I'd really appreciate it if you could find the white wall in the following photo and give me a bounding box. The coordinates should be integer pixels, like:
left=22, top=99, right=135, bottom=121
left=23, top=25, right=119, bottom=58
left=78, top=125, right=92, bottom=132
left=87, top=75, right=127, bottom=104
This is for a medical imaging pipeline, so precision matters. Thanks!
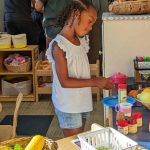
left=103, top=16, right=150, bottom=77
left=0, top=0, right=4, bottom=31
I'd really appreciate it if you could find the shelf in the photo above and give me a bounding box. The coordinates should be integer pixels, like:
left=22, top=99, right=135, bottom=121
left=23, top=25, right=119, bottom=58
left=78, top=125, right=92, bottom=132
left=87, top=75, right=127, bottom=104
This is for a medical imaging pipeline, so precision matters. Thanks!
left=0, top=45, right=38, bottom=102
left=35, top=60, right=52, bottom=76
left=36, top=70, right=52, bottom=76
left=37, top=86, right=52, bottom=94
left=0, top=69, right=33, bottom=75
left=0, top=93, right=35, bottom=101
left=0, top=45, right=38, bottom=51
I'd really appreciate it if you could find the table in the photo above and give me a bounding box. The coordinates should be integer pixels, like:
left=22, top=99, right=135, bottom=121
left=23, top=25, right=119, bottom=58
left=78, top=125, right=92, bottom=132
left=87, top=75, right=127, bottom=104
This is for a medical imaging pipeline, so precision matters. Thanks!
left=57, top=135, right=78, bottom=150
left=56, top=123, right=145, bottom=150
left=113, top=107, right=150, bottom=142
left=56, top=123, right=103, bottom=150
left=102, top=90, right=150, bottom=149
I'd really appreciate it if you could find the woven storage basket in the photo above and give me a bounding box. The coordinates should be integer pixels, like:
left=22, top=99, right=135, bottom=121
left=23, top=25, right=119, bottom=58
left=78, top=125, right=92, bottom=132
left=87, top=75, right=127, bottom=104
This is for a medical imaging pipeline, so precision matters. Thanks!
left=4, top=60, right=31, bottom=73
left=0, top=137, right=58, bottom=150
left=109, top=0, right=150, bottom=15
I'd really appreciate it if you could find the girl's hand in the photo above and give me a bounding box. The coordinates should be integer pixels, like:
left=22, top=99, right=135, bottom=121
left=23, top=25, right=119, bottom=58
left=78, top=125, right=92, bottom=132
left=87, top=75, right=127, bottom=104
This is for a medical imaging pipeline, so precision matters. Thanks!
left=94, top=77, right=114, bottom=90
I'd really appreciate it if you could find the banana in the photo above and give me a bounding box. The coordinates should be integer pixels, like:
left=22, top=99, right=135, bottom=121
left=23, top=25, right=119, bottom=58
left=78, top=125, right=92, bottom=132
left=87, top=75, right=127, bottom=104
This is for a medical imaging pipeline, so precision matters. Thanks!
left=25, top=135, right=45, bottom=150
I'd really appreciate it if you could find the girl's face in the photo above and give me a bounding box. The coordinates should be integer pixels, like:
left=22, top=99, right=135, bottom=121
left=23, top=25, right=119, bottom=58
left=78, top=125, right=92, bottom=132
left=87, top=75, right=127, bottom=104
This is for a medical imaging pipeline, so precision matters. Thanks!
left=74, top=6, right=97, bottom=37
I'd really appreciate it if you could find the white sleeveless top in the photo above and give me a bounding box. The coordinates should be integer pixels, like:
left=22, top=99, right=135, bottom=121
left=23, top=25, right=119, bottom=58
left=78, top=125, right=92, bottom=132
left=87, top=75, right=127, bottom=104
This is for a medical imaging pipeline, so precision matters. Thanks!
left=46, top=34, right=93, bottom=113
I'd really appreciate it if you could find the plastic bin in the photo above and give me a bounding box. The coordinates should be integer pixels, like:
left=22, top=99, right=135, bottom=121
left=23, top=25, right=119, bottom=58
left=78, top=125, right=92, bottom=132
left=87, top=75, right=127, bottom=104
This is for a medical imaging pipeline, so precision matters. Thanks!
left=78, top=127, right=138, bottom=150
left=0, top=34, right=11, bottom=48
left=12, top=34, right=27, bottom=48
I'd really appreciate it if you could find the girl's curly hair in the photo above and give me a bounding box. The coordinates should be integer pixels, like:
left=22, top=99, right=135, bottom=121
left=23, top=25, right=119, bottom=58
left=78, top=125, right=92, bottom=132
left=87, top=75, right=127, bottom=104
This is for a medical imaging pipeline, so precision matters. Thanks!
left=57, top=0, right=94, bottom=28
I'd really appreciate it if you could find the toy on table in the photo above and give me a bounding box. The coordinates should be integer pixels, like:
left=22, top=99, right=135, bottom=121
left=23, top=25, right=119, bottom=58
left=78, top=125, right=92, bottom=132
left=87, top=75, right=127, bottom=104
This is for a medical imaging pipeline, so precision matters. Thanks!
left=135, top=56, right=150, bottom=62
left=109, top=72, right=128, bottom=85
left=134, top=87, right=150, bottom=110
left=101, top=96, right=135, bottom=108
left=132, top=112, right=142, bottom=127
left=117, top=119, right=128, bottom=135
left=128, top=117, right=138, bottom=134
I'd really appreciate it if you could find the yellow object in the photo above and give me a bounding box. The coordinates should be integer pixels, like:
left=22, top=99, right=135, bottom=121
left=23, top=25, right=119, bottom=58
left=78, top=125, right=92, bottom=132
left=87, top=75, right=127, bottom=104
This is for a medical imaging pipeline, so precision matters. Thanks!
left=143, top=87, right=150, bottom=92
left=25, top=135, right=45, bottom=150
left=12, top=34, right=27, bottom=48
left=13, top=43, right=27, bottom=48
left=0, top=44, right=11, bottom=49
left=0, top=34, right=11, bottom=49
left=0, top=146, right=12, bottom=150
left=137, top=118, right=142, bottom=127
left=137, top=91, right=150, bottom=103
left=128, top=124, right=138, bottom=134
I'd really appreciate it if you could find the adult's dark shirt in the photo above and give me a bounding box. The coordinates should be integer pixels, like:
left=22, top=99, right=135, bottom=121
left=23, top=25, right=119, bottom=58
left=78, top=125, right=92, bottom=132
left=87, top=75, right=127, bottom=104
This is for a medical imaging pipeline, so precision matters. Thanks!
left=4, top=0, right=43, bottom=48
left=4, top=0, right=32, bottom=22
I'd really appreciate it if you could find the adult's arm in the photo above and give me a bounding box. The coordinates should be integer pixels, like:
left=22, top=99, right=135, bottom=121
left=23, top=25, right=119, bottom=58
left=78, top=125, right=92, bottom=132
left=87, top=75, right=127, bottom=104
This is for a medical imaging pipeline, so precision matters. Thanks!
left=31, top=0, right=36, bottom=8
left=35, top=0, right=44, bottom=12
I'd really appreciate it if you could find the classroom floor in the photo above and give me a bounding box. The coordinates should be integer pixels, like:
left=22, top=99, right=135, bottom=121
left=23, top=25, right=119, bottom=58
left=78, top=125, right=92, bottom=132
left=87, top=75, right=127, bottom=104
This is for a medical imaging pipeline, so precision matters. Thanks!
left=0, top=95, right=104, bottom=140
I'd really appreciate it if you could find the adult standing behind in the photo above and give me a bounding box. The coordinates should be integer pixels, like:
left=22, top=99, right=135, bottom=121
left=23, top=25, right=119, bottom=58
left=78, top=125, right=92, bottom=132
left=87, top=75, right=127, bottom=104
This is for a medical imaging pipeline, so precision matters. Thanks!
left=4, top=0, right=41, bottom=46
left=35, top=0, right=73, bottom=48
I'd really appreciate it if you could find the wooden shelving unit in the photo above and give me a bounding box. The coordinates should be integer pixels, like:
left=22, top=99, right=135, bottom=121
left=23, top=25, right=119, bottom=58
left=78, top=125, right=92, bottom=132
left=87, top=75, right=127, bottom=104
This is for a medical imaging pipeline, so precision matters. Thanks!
left=0, top=45, right=38, bottom=101
left=35, top=60, right=52, bottom=102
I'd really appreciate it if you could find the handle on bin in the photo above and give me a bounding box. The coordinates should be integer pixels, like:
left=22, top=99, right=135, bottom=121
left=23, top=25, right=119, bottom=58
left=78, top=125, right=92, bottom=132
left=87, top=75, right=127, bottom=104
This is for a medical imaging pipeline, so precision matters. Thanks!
left=115, top=104, right=120, bottom=112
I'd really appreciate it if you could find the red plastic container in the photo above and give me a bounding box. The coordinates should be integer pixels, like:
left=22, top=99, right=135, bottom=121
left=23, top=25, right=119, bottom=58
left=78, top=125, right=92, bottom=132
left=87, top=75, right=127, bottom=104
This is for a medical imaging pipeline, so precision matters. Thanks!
left=110, top=72, right=128, bottom=84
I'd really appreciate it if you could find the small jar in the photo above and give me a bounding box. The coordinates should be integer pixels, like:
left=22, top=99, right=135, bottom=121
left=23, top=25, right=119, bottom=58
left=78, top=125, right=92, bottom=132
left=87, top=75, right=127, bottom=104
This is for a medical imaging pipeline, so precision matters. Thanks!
left=117, top=120, right=128, bottom=135
left=128, top=117, right=137, bottom=134
left=132, top=112, right=142, bottom=127
left=118, top=84, right=127, bottom=103
left=116, top=112, right=125, bottom=125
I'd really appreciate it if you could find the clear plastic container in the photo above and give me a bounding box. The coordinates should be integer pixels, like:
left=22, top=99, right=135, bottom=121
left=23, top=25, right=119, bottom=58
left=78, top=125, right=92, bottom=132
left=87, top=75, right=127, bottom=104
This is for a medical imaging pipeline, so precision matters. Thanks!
left=78, top=127, right=137, bottom=150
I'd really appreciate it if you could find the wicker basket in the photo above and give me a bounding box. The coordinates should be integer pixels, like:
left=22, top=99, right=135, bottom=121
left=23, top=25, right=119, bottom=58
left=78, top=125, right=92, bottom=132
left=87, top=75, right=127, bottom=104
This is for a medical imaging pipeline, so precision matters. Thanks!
left=0, top=137, right=58, bottom=150
left=4, top=60, right=31, bottom=73
left=109, top=0, right=150, bottom=15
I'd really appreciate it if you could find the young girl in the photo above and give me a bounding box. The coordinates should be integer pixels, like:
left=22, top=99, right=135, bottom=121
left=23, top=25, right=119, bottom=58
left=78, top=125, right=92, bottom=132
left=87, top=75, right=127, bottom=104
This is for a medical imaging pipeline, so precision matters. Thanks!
left=46, top=0, right=114, bottom=137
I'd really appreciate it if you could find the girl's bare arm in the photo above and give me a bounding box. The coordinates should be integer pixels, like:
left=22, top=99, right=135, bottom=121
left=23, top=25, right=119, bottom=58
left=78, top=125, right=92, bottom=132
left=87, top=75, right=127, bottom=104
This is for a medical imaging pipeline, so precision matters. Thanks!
left=53, top=43, right=114, bottom=89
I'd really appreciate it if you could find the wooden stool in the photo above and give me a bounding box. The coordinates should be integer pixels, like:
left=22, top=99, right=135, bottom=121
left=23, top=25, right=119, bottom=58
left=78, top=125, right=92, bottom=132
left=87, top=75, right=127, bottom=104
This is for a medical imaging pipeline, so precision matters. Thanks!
left=90, top=60, right=101, bottom=101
